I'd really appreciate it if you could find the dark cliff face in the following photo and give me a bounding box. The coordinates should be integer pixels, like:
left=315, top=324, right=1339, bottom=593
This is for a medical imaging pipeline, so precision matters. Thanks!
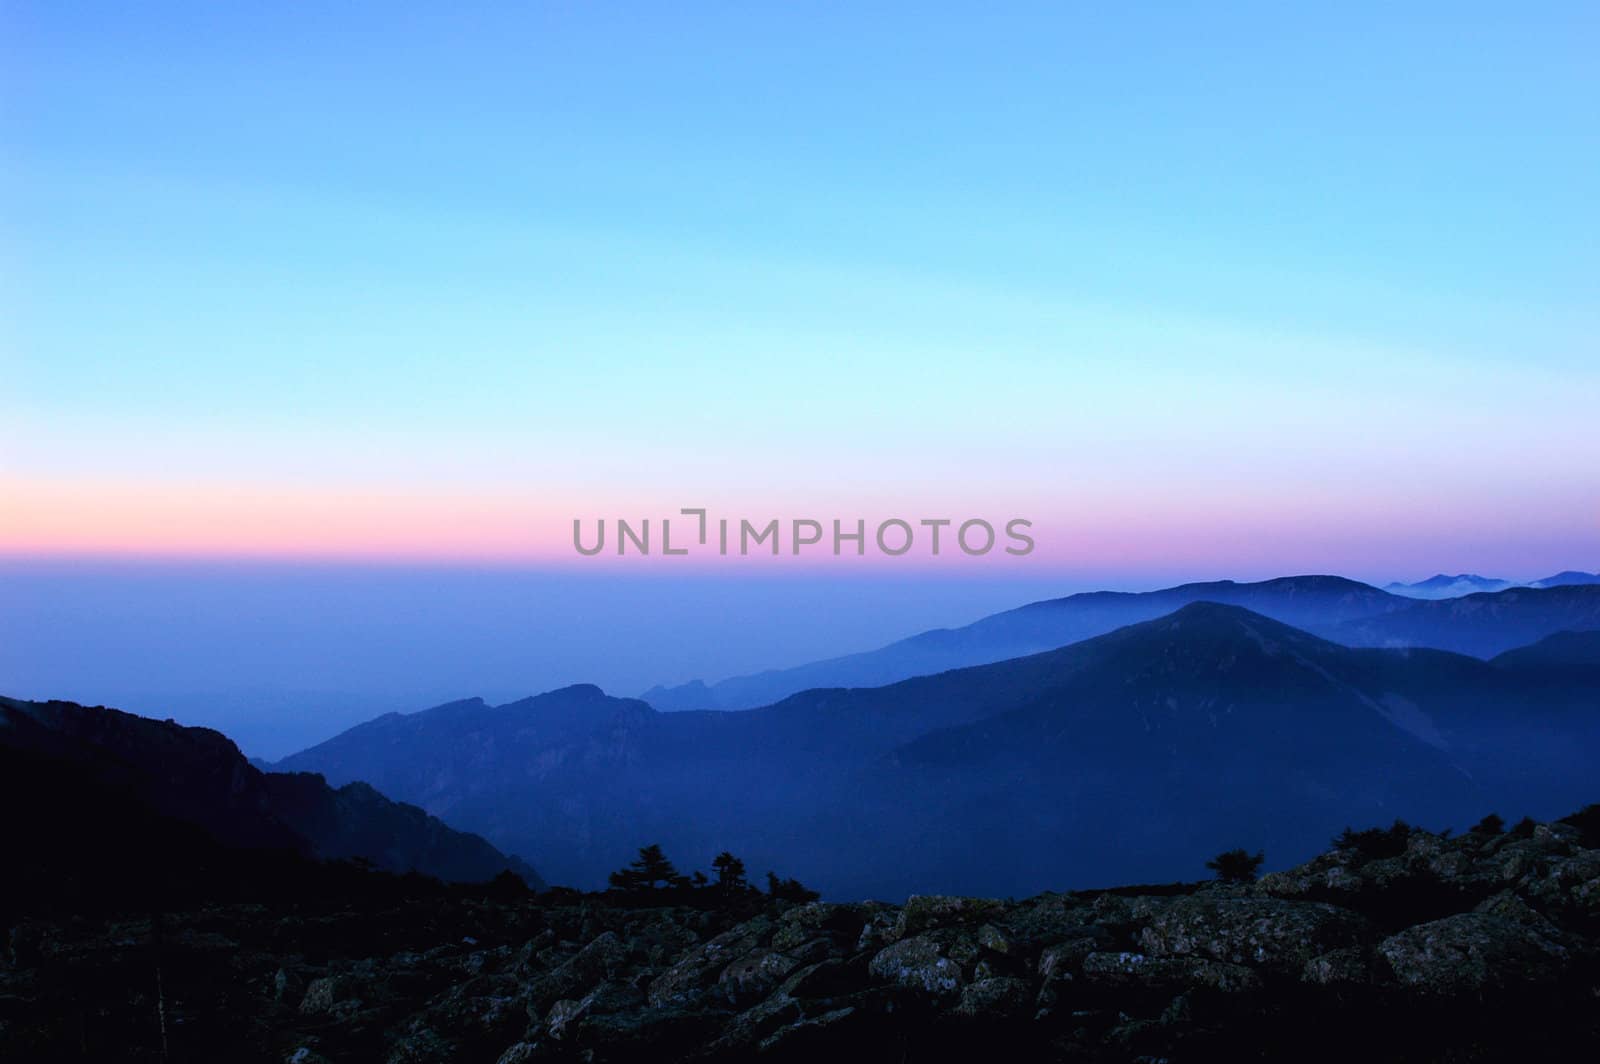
left=0, top=696, right=541, bottom=892
left=276, top=604, right=1600, bottom=897
left=5, top=809, right=1599, bottom=1063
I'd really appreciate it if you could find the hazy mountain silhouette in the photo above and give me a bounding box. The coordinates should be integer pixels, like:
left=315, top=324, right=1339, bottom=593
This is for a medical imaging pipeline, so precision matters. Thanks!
left=644, top=577, right=1600, bottom=712
left=278, top=603, right=1598, bottom=899
left=0, top=695, right=541, bottom=887
left=643, top=575, right=1408, bottom=711
left=1328, top=585, right=1600, bottom=658
left=1532, top=569, right=1600, bottom=587
left=1384, top=573, right=1515, bottom=599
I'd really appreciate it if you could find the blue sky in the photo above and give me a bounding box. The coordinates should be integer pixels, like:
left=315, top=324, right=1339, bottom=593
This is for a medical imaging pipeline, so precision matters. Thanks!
left=3, top=4, right=1598, bottom=747
left=6, top=4, right=1596, bottom=535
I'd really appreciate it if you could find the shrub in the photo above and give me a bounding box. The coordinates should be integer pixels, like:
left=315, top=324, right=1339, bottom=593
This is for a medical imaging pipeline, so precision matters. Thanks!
left=1559, top=805, right=1600, bottom=848
left=1470, top=813, right=1505, bottom=837
left=765, top=872, right=820, bottom=903
left=1205, top=848, right=1265, bottom=883
left=1333, top=820, right=1413, bottom=860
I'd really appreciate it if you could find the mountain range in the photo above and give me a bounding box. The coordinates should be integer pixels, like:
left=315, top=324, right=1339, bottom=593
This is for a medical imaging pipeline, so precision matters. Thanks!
left=642, top=577, right=1600, bottom=711
left=277, top=601, right=1600, bottom=899
left=0, top=695, right=541, bottom=908
left=1383, top=573, right=1516, bottom=598
left=1384, top=570, right=1600, bottom=599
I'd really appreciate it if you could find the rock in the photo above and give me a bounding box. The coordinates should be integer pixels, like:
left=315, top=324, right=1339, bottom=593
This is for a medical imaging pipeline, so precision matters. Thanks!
left=545, top=995, right=590, bottom=1039
left=855, top=909, right=900, bottom=952
left=8, top=811, right=1600, bottom=1062
left=716, top=948, right=800, bottom=1005
left=771, top=902, right=875, bottom=951
left=525, top=931, right=628, bottom=1010
left=543, top=979, right=646, bottom=1039
left=1000, top=893, right=1098, bottom=950
left=1038, top=937, right=1099, bottom=982
left=1081, top=952, right=1260, bottom=994
left=1378, top=913, right=1572, bottom=994
left=707, top=993, right=804, bottom=1052
left=1519, top=851, right=1600, bottom=909
left=976, top=923, right=1013, bottom=955
left=563, top=930, right=626, bottom=983
left=778, top=955, right=865, bottom=999
left=955, top=976, right=1032, bottom=1019
left=273, top=966, right=305, bottom=1004
left=1301, top=947, right=1383, bottom=986
left=298, top=976, right=353, bottom=1015
left=645, top=924, right=772, bottom=1009
left=1473, top=890, right=1562, bottom=935
left=868, top=934, right=966, bottom=997
left=757, top=1006, right=858, bottom=1053
left=385, top=1028, right=460, bottom=1064
left=894, top=895, right=1006, bottom=938
left=1137, top=897, right=1370, bottom=972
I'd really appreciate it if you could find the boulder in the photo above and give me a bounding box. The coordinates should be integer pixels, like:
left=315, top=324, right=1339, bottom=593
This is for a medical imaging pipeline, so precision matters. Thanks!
left=1377, top=913, right=1571, bottom=994
left=1081, top=952, right=1260, bottom=994
left=868, top=934, right=967, bottom=997
left=715, top=948, right=801, bottom=1006
left=646, top=923, right=772, bottom=1009
left=1137, top=897, right=1370, bottom=972
left=954, top=976, right=1032, bottom=1019
left=1301, top=946, right=1383, bottom=986
left=893, top=895, right=1006, bottom=939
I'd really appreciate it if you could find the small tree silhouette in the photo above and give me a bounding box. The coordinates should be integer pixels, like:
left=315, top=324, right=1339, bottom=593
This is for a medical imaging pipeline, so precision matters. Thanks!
left=765, top=871, right=820, bottom=903
left=712, top=852, right=748, bottom=892
left=1205, top=848, right=1265, bottom=883
left=1471, top=813, right=1505, bottom=836
left=608, top=844, right=682, bottom=890
left=1333, top=820, right=1412, bottom=860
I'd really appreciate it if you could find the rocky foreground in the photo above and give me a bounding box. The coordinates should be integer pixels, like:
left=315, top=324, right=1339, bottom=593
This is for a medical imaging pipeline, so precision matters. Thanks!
left=5, top=813, right=1600, bottom=1062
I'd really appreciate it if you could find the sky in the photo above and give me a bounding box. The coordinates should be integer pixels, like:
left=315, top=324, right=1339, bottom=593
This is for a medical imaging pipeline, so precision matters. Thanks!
left=2, top=4, right=1598, bottom=750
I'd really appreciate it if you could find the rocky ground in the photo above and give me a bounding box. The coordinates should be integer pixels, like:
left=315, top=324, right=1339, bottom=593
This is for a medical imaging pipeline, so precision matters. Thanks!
left=4, top=813, right=1599, bottom=1062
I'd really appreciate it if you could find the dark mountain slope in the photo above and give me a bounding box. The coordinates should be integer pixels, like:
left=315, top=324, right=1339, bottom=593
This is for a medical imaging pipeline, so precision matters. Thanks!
left=645, top=575, right=1407, bottom=710
left=1493, top=629, right=1600, bottom=670
left=850, top=603, right=1598, bottom=895
left=278, top=604, right=1597, bottom=898
left=0, top=696, right=541, bottom=888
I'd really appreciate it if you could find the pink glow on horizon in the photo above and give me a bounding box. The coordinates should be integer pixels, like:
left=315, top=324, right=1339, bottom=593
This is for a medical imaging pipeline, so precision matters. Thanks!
left=2, top=476, right=1593, bottom=580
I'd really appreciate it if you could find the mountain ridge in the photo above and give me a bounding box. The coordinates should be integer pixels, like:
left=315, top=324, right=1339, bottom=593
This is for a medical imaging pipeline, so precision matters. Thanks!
left=277, top=602, right=1599, bottom=898
left=643, top=577, right=1600, bottom=712
left=643, top=575, right=1408, bottom=711
left=0, top=695, right=542, bottom=887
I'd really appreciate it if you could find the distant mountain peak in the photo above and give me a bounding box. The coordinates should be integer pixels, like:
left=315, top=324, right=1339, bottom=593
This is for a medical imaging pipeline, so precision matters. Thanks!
left=640, top=574, right=1405, bottom=712
left=1533, top=570, right=1600, bottom=588
left=1384, top=573, right=1516, bottom=599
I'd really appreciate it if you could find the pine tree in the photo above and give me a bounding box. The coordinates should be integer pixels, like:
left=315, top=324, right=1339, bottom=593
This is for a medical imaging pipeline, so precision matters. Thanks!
left=712, top=851, right=748, bottom=892
left=608, top=844, right=681, bottom=890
